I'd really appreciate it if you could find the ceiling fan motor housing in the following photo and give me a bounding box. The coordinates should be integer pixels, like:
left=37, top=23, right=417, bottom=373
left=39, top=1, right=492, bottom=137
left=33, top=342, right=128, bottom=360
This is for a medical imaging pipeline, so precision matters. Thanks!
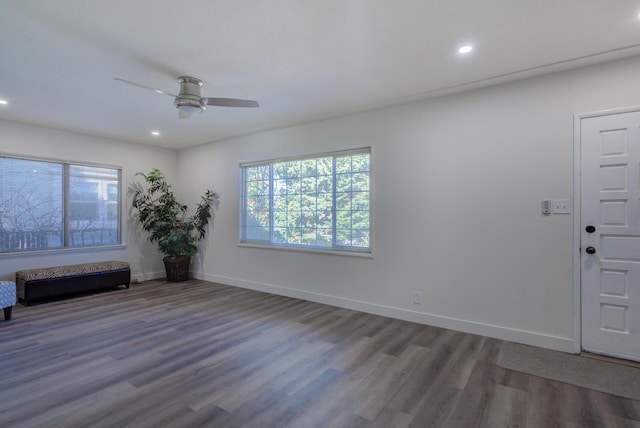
left=175, top=76, right=206, bottom=112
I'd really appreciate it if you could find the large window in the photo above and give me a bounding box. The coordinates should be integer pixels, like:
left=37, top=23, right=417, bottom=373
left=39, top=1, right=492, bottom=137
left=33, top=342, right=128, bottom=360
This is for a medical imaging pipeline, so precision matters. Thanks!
left=240, top=148, right=371, bottom=253
left=0, top=156, right=121, bottom=252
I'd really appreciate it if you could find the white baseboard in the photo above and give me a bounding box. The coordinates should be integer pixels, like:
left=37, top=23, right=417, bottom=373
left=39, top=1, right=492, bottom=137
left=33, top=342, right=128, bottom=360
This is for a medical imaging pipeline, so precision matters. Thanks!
left=132, top=270, right=165, bottom=283
left=191, top=272, right=576, bottom=354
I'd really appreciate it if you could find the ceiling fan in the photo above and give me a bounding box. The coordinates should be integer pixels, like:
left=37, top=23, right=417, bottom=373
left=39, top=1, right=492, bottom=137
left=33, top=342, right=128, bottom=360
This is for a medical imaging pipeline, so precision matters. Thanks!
left=114, top=76, right=259, bottom=119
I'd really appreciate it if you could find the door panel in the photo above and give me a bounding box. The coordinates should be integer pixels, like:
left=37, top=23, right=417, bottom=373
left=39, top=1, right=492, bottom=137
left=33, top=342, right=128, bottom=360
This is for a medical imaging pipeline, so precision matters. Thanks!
left=581, top=111, right=640, bottom=361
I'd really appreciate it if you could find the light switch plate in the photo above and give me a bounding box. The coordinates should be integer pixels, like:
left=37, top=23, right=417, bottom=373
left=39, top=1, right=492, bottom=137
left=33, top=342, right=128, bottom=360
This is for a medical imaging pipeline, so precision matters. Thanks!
left=552, top=199, right=571, bottom=214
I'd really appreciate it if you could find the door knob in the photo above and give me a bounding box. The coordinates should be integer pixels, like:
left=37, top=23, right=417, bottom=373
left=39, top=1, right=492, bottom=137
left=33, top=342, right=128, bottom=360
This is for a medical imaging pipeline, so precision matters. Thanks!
left=586, top=246, right=596, bottom=254
left=585, top=225, right=596, bottom=233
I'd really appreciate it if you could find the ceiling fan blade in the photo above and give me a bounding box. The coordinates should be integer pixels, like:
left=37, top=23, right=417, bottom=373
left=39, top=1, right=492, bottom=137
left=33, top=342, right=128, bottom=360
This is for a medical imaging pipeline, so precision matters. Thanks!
left=113, top=78, right=177, bottom=97
left=178, top=109, right=192, bottom=119
left=205, top=98, right=259, bottom=108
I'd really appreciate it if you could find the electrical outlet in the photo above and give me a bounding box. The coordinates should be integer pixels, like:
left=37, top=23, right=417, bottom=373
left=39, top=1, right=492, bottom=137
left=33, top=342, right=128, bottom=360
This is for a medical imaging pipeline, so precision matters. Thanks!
left=552, top=199, right=571, bottom=214
left=413, top=291, right=423, bottom=304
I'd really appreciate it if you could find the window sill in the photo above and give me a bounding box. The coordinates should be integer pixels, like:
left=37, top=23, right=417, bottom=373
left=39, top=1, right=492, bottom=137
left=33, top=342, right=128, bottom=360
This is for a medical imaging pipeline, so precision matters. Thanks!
left=0, top=244, right=127, bottom=259
left=238, top=242, right=373, bottom=258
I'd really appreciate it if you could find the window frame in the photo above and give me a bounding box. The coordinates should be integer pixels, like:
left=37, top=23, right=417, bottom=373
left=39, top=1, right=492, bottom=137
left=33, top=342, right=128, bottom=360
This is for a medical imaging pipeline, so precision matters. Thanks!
left=239, top=147, right=372, bottom=256
left=0, top=153, right=124, bottom=254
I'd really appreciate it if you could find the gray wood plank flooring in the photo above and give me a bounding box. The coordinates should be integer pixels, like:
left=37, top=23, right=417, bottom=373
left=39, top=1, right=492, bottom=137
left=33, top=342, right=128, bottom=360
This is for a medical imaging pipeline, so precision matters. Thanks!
left=1, top=279, right=639, bottom=427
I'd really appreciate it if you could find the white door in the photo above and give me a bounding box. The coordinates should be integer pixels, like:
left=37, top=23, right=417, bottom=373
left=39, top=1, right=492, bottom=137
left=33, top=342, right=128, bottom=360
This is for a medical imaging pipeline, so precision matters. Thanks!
left=581, top=110, right=640, bottom=362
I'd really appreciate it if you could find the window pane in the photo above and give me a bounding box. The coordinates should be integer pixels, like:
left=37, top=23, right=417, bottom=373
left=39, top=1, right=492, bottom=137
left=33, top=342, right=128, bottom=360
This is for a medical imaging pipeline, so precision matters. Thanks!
left=352, top=154, right=370, bottom=172
left=336, top=174, right=351, bottom=192
left=352, top=191, right=369, bottom=211
left=273, top=162, right=287, bottom=178
left=335, top=156, right=352, bottom=174
left=317, top=227, right=332, bottom=246
left=301, top=177, right=317, bottom=193
left=243, top=166, right=271, bottom=242
left=286, top=161, right=301, bottom=177
left=273, top=227, right=286, bottom=243
left=246, top=226, right=270, bottom=241
left=0, top=158, right=63, bottom=251
left=351, top=229, right=370, bottom=248
left=336, top=192, right=351, bottom=210
left=68, top=165, right=120, bottom=246
left=336, top=228, right=351, bottom=245
left=300, top=159, right=317, bottom=177
left=353, top=172, right=370, bottom=191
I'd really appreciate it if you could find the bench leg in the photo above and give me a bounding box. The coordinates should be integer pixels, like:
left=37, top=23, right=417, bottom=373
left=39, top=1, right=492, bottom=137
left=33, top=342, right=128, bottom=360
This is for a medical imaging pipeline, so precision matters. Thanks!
left=3, top=306, right=12, bottom=321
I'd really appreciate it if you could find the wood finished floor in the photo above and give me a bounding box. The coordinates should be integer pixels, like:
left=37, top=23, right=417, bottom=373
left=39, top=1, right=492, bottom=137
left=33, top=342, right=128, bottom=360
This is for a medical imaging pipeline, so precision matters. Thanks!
left=1, top=280, right=639, bottom=428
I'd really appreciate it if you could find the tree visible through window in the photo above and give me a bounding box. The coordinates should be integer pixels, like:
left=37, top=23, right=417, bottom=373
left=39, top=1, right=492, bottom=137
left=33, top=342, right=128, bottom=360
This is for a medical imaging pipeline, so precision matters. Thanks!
left=241, top=148, right=370, bottom=253
left=0, top=156, right=121, bottom=252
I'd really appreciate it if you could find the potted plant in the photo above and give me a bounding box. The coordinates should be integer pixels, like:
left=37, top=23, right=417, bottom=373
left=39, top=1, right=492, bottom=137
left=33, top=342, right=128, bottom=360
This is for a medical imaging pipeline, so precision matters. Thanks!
left=130, top=168, right=219, bottom=282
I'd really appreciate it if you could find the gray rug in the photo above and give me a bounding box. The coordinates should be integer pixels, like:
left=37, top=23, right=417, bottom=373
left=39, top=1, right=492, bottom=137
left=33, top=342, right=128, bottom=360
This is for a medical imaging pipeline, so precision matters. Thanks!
left=497, top=342, right=640, bottom=400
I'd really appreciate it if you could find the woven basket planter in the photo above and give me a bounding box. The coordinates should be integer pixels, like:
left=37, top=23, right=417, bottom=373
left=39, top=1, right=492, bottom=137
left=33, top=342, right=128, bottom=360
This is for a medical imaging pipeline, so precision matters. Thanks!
left=163, top=256, right=191, bottom=282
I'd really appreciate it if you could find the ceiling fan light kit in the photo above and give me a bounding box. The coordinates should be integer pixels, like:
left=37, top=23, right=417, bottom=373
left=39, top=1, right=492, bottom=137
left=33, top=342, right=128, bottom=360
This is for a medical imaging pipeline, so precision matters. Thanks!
left=175, top=76, right=207, bottom=114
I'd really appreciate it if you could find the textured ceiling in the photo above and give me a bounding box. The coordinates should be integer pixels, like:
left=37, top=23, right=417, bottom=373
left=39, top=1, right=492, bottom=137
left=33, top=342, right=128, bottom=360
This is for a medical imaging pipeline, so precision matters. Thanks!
left=1, top=1, right=640, bottom=149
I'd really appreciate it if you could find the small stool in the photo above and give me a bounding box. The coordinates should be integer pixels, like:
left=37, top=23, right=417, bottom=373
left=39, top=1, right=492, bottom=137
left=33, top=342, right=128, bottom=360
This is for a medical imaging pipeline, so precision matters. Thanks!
left=0, top=281, right=16, bottom=321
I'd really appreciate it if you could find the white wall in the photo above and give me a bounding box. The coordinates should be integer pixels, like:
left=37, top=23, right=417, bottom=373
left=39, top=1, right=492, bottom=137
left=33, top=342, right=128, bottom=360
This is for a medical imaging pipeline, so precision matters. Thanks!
left=177, top=55, right=640, bottom=352
left=0, top=120, right=176, bottom=281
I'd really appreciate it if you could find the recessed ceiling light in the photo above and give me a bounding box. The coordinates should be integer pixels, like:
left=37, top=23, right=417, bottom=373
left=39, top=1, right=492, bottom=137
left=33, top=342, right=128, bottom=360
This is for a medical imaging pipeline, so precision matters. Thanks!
left=458, top=45, right=473, bottom=54
left=0, top=100, right=8, bottom=105
left=151, top=130, right=160, bottom=136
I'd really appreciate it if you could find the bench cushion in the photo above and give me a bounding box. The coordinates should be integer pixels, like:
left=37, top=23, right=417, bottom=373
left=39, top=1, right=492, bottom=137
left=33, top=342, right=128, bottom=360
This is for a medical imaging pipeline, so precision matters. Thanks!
left=16, top=261, right=130, bottom=282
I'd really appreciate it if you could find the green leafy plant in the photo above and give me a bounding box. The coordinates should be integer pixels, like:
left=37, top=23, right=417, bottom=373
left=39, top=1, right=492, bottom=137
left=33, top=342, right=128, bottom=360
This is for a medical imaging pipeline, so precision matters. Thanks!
left=130, top=168, right=219, bottom=257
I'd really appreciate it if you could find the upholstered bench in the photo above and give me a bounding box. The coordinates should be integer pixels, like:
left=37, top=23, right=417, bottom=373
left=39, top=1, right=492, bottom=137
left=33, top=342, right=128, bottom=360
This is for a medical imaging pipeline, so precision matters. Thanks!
left=16, top=261, right=130, bottom=306
left=0, top=281, right=16, bottom=320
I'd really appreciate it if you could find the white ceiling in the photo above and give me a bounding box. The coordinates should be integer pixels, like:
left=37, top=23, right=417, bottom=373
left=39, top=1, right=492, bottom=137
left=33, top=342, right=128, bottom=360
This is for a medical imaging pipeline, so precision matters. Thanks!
left=1, top=1, right=640, bottom=149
